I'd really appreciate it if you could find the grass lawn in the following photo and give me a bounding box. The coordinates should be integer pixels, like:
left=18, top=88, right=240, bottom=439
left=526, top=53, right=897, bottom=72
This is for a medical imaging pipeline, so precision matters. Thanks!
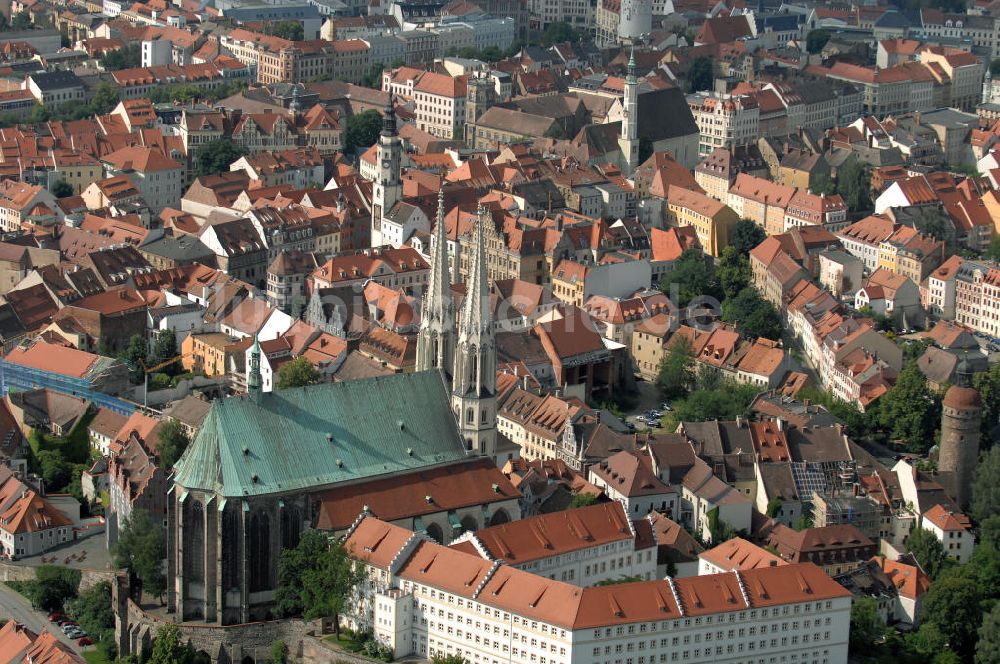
left=83, top=649, right=112, bottom=664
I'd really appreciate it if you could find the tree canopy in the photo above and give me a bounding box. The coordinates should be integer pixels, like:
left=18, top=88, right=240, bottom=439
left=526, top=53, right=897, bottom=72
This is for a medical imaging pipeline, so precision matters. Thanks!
left=277, top=356, right=321, bottom=390
left=722, top=287, right=783, bottom=341
left=276, top=530, right=362, bottom=639
left=837, top=159, right=872, bottom=212
left=51, top=180, right=73, bottom=198
left=686, top=57, right=713, bottom=93
left=156, top=418, right=190, bottom=471
left=661, top=249, right=722, bottom=308
left=265, top=20, right=304, bottom=41
left=805, top=29, right=831, bottom=54
left=973, top=446, right=1000, bottom=524
left=99, top=43, right=141, bottom=71
left=656, top=335, right=695, bottom=401
left=730, top=219, right=766, bottom=254
left=876, top=361, right=940, bottom=452
left=850, top=596, right=885, bottom=651
left=112, top=509, right=167, bottom=602
left=921, top=576, right=982, bottom=660
left=974, top=363, right=1000, bottom=439
left=908, top=526, right=955, bottom=579
left=193, top=140, right=248, bottom=178
left=344, top=109, right=383, bottom=155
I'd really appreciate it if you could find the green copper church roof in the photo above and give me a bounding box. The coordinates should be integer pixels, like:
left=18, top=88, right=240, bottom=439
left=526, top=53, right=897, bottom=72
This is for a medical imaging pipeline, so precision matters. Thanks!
left=172, top=370, right=469, bottom=497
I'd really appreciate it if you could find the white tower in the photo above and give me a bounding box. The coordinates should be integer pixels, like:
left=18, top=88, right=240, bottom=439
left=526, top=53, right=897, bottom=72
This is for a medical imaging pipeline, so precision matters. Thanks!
left=984, top=68, right=993, bottom=105
left=371, top=95, right=402, bottom=247
left=415, top=188, right=456, bottom=378
left=618, top=47, right=640, bottom=175
left=451, top=203, right=497, bottom=460
left=618, top=0, right=652, bottom=43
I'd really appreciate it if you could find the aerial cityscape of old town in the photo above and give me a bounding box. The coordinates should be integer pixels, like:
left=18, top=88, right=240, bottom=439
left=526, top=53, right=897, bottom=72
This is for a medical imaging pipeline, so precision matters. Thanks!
left=3, top=0, right=1000, bottom=662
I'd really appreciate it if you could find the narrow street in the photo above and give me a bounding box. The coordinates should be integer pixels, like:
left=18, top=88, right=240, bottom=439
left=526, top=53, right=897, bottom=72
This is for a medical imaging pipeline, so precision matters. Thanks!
left=0, top=582, right=81, bottom=651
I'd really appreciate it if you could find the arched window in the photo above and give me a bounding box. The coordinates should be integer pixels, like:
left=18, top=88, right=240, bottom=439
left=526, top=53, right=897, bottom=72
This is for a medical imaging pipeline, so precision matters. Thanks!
left=184, top=501, right=205, bottom=584
left=221, top=507, right=241, bottom=592
left=248, top=511, right=271, bottom=593
left=281, top=506, right=301, bottom=551
left=460, top=516, right=478, bottom=533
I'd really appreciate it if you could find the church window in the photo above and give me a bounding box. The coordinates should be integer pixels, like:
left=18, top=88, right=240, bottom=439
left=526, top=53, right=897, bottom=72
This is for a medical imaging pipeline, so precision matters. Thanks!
left=249, top=511, right=272, bottom=592
left=184, top=501, right=205, bottom=584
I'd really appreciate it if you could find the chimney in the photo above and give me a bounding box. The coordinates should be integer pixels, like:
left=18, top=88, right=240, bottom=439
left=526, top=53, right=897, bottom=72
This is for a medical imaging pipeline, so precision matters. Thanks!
left=914, top=111, right=921, bottom=125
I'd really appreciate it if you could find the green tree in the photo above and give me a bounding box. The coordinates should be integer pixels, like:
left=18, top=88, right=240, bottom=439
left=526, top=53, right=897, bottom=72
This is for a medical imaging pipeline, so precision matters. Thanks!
left=977, top=602, right=1000, bottom=664
left=656, top=335, right=695, bottom=401
left=987, top=236, right=1000, bottom=262
left=974, top=363, right=1000, bottom=439
left=35, top=449, right=70, bottom=491
left=432, top=656, right=468, bottom=664
left=51, top=180, right=73, bottom=197
left=877, top=361, right=940, bottom=452
left=112, top=509, right=167, bottom=603
left=276, top=356, right=321, bottom=389
left=27, top=103, right=49, bottom=124
left=570, top=492, right=598, bottom=509
left=716, top=246, right=750, bottom=300
left=361, top=63, right=384, bottom=89
left=8, top=11, right=32, bottom=30
left=837, top=159, right=872, bottom=212
left=343, top=109, right=383, bottom=155
left=265, top=20, right=304, bottom=40
left=670, top=382, right=759, bottom=423
left=722, top=287, right=783, bottom=340
left=911, top=206, right=949, bottom=241
left=921, top=576, right=982, bottom=659
left=147, top=624, right=195, bottom=664
left=541, top=21, right=584, bottom=46
left=121, top=333, right=148, bottom=383
left=661, top=249, right=721, bottom=308
left=90, top=82, right=122, bottom=117
left=153, top=329, right=178, bottom=366
left=730, top=219, right=766, bottom=254
left=276, top=530, right=362, bottom=638
left=805, top=29, right=831, bottom=54
left=65, top=581, right=114, bottom=650
left=277, top=529, right=331, bottom=617
left=908, top=526, right=954, bottom=579
left=849, top=596, right=885, bottom=652
left=193, top=139, right=248, bottom=178
left=156, top=418, right=189, bottom=470
left=686, top=57, right=713, bottom=93
left=973, top=445, right=1000, bottom=524
left=99, top=43, right=141, bottom=71
left=765, top=497, right=782, bottom=518
left=271, top=640, right=288, bottom=664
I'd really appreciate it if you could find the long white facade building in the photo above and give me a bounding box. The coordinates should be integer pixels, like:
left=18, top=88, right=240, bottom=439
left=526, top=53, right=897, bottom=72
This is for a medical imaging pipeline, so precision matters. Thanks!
left=346, top=514, right=853, bottom=664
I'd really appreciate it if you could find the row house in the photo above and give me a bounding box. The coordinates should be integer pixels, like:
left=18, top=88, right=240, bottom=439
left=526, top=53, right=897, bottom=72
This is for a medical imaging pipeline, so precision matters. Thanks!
left=814, top=62, right=934, bottom=117
left=686, top=92, right=760, bottom=157
left=727, top=173, right=796, bottom=237
left=311, top=246, right=429, bottom=295
left=783, top=191, right=849, bottom=233
left=665, top=185, right=739, bottom=258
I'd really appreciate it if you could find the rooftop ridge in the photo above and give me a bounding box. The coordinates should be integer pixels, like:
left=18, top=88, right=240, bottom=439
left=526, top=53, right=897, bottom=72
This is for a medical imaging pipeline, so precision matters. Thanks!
left=734, top=570, right=753, bottom=608
left=390, top=530, right=427, bottom=576
left=666, top=576, right=686, bottom=616
left=472, top=558, right=505, bottom=599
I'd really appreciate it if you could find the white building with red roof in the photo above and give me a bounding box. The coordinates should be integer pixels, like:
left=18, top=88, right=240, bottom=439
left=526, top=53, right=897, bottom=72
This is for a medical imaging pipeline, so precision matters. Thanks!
left=921, top=503, right=974, bottom=563
left=0, top=466, right=73, bottom=559
left=345, top=514, right=852, bottom=663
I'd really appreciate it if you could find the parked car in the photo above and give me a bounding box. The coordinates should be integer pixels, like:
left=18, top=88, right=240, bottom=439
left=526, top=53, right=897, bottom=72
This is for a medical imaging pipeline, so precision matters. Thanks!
left=76, top=637, right=93, bottom=646
left=661, top=403, right=673, bottom=411
left=60, top=624, right=78, bottom=634
left=47, top=613, right=65, bottom=622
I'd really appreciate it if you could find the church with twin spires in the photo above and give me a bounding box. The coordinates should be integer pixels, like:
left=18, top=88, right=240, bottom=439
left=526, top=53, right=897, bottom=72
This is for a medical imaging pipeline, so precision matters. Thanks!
left=166, top=107, right=501, bottom=625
